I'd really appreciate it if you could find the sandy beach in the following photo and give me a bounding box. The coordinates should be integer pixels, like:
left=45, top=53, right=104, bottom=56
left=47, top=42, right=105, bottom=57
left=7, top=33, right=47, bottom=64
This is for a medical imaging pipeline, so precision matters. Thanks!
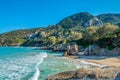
left=85, top=58, right=120, bottom=67
left=47, top=57, right=120, bottom=80
left=66, top=56, right=120, bottom=67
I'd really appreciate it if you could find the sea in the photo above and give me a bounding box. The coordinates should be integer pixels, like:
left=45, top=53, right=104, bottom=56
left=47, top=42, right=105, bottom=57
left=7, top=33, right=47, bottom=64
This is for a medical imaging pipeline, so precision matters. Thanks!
left=0, top=47, right=93, bottom=80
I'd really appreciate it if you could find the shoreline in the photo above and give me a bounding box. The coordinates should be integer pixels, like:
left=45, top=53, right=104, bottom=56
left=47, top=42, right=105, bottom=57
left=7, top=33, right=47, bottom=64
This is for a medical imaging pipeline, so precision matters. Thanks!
left=85, top=58, right=120, bottom=67
left=80, top=60, right=107, bottom=68
left=1, top=46, right=120, bottom=79
left=65, top=55, right=120, bottom=67
left=47, top=56, right=120, bottom=80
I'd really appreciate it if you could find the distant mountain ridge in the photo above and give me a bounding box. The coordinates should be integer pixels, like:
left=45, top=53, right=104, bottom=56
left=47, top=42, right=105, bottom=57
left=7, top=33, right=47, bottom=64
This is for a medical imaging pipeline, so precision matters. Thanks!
left=97, top=13, right=120, bottom=25
left=58, top=12, right=120, bottom=28
left=58, top=12, right=95, bottom=28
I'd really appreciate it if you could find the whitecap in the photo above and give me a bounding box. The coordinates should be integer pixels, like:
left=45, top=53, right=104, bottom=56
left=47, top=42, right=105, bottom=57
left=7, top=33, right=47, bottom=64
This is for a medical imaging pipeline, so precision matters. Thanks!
left=29, top=53, right=47, bottom=80
left=0, top=52, right=47, bottom=80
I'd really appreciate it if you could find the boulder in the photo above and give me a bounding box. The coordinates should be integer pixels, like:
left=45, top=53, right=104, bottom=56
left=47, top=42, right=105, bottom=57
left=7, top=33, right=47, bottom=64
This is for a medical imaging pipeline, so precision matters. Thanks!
left=73, top=44, right=79, bottom=54
left=84, top=45, right=120, bottom=56
left=85, top=17, right=103, bottom=27
left=47, top=67, right=120, bottom=80
left=78, top=46, right=84, bottom=52
left=64, top=51, right=68, bottom=56
left=50, top=44, right=68, bottom=52
left=65, top=44, right=79, bottom=56
left=67, top=45, right=71, bottom=54
left=46, top=71, right=76, bottom=80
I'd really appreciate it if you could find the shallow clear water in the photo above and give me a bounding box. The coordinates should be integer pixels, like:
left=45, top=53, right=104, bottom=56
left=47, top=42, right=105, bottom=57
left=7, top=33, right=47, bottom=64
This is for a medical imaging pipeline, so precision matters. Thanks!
left=0, top=47, right=93, bottom=80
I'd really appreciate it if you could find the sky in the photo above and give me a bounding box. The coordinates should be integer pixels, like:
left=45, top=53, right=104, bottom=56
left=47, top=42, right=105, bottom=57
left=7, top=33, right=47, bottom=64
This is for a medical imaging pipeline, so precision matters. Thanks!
left=0, top=0, right=120, bottom=33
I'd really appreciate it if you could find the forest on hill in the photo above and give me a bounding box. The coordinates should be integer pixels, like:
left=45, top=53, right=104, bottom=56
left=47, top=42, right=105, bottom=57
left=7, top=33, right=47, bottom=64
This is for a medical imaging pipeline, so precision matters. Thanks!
left=0, top=12, right=120, bottom=49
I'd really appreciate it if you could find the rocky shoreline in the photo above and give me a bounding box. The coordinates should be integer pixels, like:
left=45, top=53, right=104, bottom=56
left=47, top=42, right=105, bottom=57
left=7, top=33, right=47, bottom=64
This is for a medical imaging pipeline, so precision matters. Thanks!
left=46, top=58, right=120, bottom=80
left=42, top=43, right=120, bottom=56
left=41, top=43, right=120, bottom=80
left=46, top=66, right=120, bottom=80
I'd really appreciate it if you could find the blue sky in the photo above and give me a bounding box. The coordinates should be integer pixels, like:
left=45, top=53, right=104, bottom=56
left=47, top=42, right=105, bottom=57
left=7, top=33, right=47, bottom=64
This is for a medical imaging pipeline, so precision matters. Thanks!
left=0, top=0, right=120, bottom=33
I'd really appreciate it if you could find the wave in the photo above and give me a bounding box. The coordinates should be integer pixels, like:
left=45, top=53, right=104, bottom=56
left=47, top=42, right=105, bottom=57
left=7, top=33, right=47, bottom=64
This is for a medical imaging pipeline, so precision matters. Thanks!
left=80, top=60, right=107, bottom=68
left=30, top=53, right=47, bottom=80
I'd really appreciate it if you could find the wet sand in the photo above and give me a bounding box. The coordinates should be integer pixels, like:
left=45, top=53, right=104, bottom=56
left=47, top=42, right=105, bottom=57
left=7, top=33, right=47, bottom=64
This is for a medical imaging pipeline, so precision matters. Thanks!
left=66, top=56, right=120, bottom=67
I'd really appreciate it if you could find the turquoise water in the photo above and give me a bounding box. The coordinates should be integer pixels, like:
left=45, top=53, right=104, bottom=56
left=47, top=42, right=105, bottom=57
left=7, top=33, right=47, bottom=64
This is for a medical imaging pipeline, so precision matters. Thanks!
left=0, top=47, right=92, bottom=80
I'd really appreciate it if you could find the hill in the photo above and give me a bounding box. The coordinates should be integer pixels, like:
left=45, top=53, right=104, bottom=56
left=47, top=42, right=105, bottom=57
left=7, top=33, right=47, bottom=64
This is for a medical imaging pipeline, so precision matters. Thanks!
left=58, top=12, right=103, bottom=28
left=0, top=28, right=43, bottom=46
left=58, top=12, right=120, bottom=29
left=97, top=13, right=120, bottom=25
left=0, top=12, right=120, bottom=48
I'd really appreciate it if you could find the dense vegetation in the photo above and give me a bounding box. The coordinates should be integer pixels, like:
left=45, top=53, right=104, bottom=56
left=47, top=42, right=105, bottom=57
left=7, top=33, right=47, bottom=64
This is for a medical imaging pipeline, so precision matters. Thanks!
left=0, top=28, right=43, bottom=46
left=21, top=23, right=119, bottom=49
left=0, top=12, right=120, bottom=49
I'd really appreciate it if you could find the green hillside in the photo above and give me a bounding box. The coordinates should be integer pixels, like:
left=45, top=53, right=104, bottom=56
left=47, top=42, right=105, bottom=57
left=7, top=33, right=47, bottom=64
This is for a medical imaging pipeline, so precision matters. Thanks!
left=0, top=12, right=120, bottom=48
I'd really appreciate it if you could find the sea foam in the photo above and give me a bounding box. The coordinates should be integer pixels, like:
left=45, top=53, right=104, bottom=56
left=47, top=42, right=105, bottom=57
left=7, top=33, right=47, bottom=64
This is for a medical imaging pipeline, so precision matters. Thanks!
left=80, top=60, right=107, bottom=68
left=30, top=53, right=47, bottom=80
left=0, top=52, right=47, bottom=80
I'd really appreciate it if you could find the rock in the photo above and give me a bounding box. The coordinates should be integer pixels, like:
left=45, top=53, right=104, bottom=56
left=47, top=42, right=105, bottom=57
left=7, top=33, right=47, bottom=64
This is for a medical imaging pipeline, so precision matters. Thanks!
left=109, top=48, right=120, bottom=56
left=87, top=73, right=96, bottom=78
left=49, top=44, right=68, bottom=52
left=67, top=45, right=71, bottom=54
left=62, top=44, right=79, bottom=56
left=45, top=44, right=120, bottom=56
left=84, top=44, right=120, bottom=56
left=64, top=51, right=68, bottom=56
left=78, top=52, right=84, bottom=56
left=47, top=67, right=120, bottom=80
left=78, top=46, right=84, bottom=52
left=85, top=17, right=103, bottom=27
left=46, top=71, right=76, bottom=80
left=115, top=72, right=120, bottom=79
left=73, top=44, right=79, bottom=54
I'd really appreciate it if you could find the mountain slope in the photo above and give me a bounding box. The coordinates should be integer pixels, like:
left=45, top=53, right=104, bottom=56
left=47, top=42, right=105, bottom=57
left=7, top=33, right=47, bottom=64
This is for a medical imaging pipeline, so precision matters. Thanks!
left=0, top=28, right=43, bottom=46
left=58, top=12, right=120, bottom=28
left=97, top=13, right=120, bottom=25
left=0, top=12, right=120, bottom=47
left=58, top=12, right=96, bottom=28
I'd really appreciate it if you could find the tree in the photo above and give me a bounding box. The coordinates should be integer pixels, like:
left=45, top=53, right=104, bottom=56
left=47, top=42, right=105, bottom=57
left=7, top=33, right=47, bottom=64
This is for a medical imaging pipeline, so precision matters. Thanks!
left=69, top=31, right=83, bottom=41
left=98, top=23, right=119, bottom=37
left=62, top=39, right=67, bottom=44
left=48, top=36, right=57, bottom=44
left=83, top=26, right=99, bottom=43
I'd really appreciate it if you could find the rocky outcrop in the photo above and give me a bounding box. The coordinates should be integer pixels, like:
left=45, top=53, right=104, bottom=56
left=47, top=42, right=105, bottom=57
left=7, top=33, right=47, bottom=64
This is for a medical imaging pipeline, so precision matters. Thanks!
left=72, top=44, right=79, bottom=54
left=63, top=44, right=79, bottom=56
left=84, top=45, right=120, bottom=56
left=63, top=51, right=68, bottom=56
left=42, top=44, right=120, bottom=56
left=63, top=44, right=120, bottom=56
left=58, top=12, right=95, bottom=28
left=51, top=44, right=68, bottom=51
left=85, top=17, right=103, bottom=27
left=42, top=43, right=80, bottom=56
left=47, top=67, right=120, bottom=80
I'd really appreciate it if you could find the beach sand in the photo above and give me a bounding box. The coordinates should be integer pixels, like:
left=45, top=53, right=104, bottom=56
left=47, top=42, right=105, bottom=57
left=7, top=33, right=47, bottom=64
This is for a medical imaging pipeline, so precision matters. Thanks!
left=47, top=57, right=120, bottom=80
left=66, top=56, right=120, bottom=67
left=86, top=58, right=120, bottom=67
